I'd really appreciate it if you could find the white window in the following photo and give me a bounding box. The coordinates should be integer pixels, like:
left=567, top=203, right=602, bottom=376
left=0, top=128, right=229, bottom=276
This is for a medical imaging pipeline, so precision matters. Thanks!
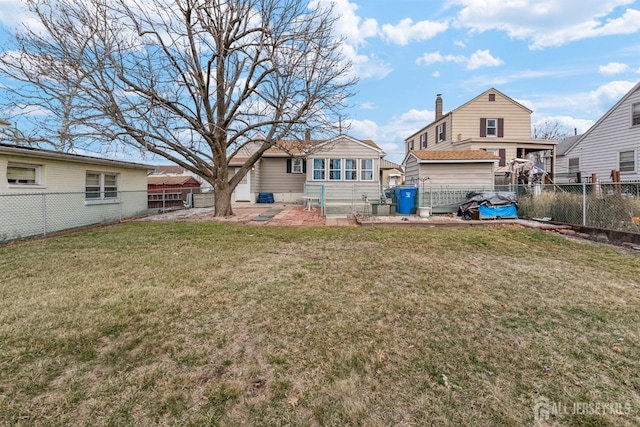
left=329, top=158, right=342, bottom=180
left=86, top=171, right=119, bottom=200
left=409, top=140, right=414, bottom=150
left=345, top=159, right=357, bottom=180
left=7, top=163, right=41, bottom=185
left=312, top=159, right=325, bottom=180
left=291, top=158, right=303, bottom=173
left=486, top=119, right=497, bottom=136
left=619, top=151, right=635, bottom=172
left=633, top=103, right=640, bottom=126
left=437, top=124, right=445, bottom=141
left=420, top=134, right=427, bottom=149
left=568, top=157, right=580, bottom=174
left=360, top=159, right=373, bottom=181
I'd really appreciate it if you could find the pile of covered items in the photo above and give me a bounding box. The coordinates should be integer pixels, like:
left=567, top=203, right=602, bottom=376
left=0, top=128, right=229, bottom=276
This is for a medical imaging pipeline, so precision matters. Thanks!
left=457, top=191, right=518, bottom=220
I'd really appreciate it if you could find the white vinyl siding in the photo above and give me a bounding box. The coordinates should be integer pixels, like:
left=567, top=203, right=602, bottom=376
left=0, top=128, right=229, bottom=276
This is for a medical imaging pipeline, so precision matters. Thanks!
left=565, top=86, right=640, bottom=180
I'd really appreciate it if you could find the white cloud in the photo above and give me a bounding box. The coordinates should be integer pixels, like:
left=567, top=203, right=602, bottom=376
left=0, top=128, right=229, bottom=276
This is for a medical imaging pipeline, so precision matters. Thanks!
left=309, top=0, right=379, bottom=46
left=432, top=71, right=441, bottom=78
left=466, top=49, right=504, bottom=70
left=449, top=0, right=640, bottom=49
left=599, top=62, right=629, bottom=75
left=360, top=102, right=376, bottom=110
left=343, top=118, right=379, bottom=140
left=454, top=40, right=466, bottom=48
left=416, top=49, right=502, bottom=70
left=585, top=80, right=637, bottom=109
left=381, top=18, right=449, bottom=45
left=340, top=43, right=393, bottom=80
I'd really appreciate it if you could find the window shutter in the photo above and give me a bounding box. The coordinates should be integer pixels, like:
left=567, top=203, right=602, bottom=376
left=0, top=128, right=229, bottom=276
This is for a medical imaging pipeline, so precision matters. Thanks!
left=302, top=159, right=307, bottom=173
left=442, top=122, right=446, bottom=140
left=497, top=118, right=504, bottom=138
left=480, top=118, right=487, bottom=137
left=286, top=158, right=292, bottom=173
left=498, top=148, right=506, bottom=167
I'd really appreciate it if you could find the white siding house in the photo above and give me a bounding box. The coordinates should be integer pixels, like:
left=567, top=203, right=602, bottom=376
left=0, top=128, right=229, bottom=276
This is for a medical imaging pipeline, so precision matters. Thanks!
left=0, top=144, right=151, bottom=242
left=232, top=134, right=386, bottom=204
left=559, top=82, right=640, bottom=182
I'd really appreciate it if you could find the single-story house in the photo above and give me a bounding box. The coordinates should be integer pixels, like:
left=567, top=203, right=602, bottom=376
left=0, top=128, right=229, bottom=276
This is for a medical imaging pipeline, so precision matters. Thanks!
left=147, top=175, right=201, bottom=209
left=229, top=134, right=387, bottom=205
left=0, top=143, right=151, bottom=242
left=380, top=159, right=403, bottom=188
left=150, top=164, right=214, bottom=192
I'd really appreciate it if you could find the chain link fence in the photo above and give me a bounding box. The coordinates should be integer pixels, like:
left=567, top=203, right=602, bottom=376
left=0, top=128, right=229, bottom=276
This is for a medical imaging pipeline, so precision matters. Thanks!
left=518, top=182, right=640, bottom=233
left=0, top=190, right=151, bottom=244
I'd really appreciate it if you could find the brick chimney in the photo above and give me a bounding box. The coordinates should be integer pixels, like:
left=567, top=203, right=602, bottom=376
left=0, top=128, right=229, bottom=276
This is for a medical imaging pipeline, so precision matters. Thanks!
left=435, top=94, right=443, bottom=120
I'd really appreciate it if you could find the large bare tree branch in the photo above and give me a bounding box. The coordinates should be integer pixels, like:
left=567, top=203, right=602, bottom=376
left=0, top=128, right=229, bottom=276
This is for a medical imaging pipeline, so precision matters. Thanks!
left=0, top=0, right=356, bottom=216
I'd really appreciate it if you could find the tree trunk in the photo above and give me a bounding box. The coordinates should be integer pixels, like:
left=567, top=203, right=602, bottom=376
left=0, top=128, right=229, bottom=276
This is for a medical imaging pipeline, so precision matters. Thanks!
left=214, top=183, right=234, bottom=217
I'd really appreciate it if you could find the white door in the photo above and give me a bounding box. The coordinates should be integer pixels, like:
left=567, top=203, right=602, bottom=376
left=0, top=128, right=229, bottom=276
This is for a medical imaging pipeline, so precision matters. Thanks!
left=234, top=168, right=251, bottom=201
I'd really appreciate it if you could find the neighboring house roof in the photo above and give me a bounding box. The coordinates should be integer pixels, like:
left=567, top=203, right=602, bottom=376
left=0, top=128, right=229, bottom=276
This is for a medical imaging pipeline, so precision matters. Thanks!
left=152, top=165, right=188, bottom=174
left=232, top=134, right=384, bottom=160
left=148, top=176, right=201, bottom=186
left=562, top=81, right=640, bottom=156
left=405, top=88, right=533, bottom=141
left=409, top=149, right=500, bottom=162
left=380, top=159, right=402, bottom=170
left=0, top=143, right=153, bottom=170
left=556, top=134, right=582, bottom=156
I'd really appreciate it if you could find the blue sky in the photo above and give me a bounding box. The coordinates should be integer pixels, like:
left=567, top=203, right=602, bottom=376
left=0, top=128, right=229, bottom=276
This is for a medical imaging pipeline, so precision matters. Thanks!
left=1, top=0, right=640, bottom=165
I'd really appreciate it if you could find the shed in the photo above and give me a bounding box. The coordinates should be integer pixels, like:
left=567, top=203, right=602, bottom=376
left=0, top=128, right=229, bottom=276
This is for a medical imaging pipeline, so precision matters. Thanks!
left=147, top=175, right=201, bottom=209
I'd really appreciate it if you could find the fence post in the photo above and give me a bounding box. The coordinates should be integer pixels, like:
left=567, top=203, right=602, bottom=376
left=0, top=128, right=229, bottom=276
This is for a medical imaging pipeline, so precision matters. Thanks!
left=582, top=182, right=587, bottom=226
left=42, top=193, right=47, bottom=237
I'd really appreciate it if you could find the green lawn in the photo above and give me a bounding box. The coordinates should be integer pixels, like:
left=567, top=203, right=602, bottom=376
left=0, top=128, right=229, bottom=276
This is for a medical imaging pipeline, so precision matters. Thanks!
left=1, top=222, right=639, bottom=426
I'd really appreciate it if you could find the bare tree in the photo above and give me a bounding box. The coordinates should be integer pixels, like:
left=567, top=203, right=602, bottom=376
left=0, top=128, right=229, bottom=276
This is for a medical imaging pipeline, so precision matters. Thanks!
left=0, top=0, right=356, bottom=216
left=532, top=119, right=572, bottom=141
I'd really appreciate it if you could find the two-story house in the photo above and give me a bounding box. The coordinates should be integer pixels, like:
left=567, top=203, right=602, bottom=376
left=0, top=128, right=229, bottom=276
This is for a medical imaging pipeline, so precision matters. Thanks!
left=556, top=81, right=640, bottom=183
left=404, top=88, right=557, bottom=184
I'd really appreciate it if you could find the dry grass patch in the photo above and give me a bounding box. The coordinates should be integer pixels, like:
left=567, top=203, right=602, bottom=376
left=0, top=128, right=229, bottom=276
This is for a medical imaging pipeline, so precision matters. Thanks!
left=1, top=222, right=639, bottom=426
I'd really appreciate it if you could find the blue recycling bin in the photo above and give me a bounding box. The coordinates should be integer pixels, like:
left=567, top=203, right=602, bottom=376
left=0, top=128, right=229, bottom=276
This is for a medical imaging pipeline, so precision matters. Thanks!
left=395, top=186, right=417, bottom=214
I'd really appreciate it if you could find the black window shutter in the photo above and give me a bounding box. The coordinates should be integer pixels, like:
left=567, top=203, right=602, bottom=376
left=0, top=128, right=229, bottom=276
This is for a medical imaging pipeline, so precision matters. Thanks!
left=302, top=159, right=307, bottom=173
left=286, top=158, right=292, bottom=173
left=480, top=118, right=487, bottom=137
left=498, top=148, right=506, bottom=167
left=442, top=122, right=446, bottom=140
left=498, top=118, right=504, bottom=138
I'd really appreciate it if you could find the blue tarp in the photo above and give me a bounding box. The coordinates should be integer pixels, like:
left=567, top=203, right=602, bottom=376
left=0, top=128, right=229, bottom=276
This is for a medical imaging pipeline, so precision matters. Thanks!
left=478, top=204, right=518, bottom=219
